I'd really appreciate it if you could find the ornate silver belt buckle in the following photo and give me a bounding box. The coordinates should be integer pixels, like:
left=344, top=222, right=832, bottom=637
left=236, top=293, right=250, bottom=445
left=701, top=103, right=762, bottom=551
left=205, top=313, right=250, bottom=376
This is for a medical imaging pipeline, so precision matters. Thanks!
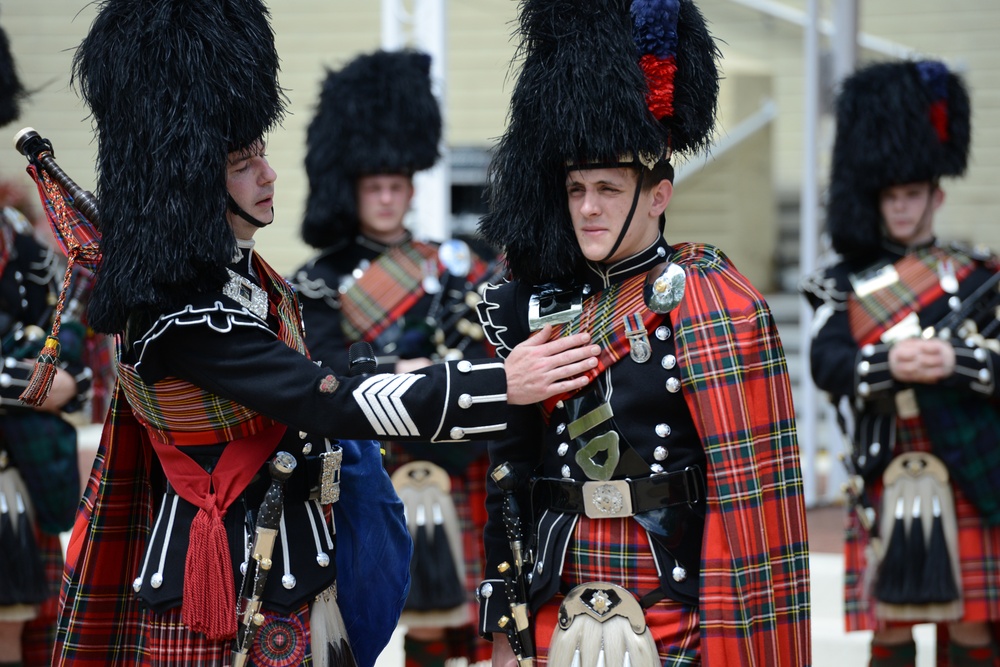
left=319, top=446, right=343, bottom=505
left=582, top=479, right=633, bottom=519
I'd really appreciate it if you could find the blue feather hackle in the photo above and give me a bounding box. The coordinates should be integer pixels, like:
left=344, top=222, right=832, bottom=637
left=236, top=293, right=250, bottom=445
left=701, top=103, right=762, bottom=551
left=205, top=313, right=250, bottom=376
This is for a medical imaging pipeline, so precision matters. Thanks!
left=632, top=0, right=681, bottom=58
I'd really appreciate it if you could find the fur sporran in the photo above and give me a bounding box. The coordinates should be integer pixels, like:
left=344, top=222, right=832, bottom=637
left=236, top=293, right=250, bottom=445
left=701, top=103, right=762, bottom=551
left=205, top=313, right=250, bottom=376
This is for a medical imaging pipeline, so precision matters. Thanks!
left=874, top=452, right=962, bottom=622
left=548, top=582, right=658, bottom=667
left=391, top=460, right=467, bottom=627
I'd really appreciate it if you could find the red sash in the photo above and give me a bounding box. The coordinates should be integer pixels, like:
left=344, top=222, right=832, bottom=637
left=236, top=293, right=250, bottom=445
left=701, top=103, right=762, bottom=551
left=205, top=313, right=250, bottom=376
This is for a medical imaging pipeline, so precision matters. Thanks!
left=148, top=423, right=286, bottom=639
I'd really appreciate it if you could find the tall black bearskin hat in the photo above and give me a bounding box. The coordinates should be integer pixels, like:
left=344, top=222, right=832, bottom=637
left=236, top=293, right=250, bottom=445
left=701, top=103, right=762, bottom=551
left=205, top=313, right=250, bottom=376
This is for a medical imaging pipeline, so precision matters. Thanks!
left=0, top=14, right=25, bottom=128
left=479, top=0, right=720, bottom=284
left=301, top=50, right=442, bottom=249
left=828, top=60, right=971, bottom=262
left=74, top=0, right=285, bottom=334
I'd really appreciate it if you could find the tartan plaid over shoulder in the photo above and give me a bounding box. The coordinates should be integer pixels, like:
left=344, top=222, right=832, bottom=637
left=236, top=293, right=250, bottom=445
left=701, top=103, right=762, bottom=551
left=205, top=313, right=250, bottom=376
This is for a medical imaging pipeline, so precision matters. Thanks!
left=672, top=242, right=811, bottom=666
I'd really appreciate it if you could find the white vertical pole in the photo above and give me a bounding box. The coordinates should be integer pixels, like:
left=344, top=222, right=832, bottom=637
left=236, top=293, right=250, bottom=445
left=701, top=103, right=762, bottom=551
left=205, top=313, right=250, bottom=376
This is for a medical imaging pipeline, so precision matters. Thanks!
left=832, top=0, right=858, bottom=85
left=381, top=0, right=404, bottom=50
left=819, top=0, right=859, bottom=504
left=412, top=0, right=450, bottom=242
left=799, top=0, right=822, bottom=508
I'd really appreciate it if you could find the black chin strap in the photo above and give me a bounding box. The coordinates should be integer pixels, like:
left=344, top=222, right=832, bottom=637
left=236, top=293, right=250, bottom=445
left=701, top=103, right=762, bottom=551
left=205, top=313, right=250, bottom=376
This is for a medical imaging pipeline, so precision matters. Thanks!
left=599, top=169, right=645, bottom=263
left=227, top=194, right=272, bottom=228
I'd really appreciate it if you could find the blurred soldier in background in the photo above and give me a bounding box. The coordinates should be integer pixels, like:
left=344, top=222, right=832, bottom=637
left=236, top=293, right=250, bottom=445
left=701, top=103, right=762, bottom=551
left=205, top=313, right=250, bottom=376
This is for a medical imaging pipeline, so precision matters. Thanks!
left=291, top=49, right=497, bottom=666
left=803, top=60, right=1000, bottom=667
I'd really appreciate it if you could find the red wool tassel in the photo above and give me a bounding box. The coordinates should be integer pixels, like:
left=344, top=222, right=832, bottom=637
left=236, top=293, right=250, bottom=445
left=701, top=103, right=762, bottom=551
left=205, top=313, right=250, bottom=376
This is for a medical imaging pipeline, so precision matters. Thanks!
left=182, top=500, right=237, bottom=640
left=639, top=54, right=678, bottom=121
left=18, top=336, right=61, bottom=407
left=928, top=99, right=949, bottom=142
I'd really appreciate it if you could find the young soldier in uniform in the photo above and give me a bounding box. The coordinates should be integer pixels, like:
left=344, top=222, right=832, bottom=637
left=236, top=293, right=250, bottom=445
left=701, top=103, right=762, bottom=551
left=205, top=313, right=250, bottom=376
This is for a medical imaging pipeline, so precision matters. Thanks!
left=291, top=50, right=495, bottom=666
left=803, top=60, right=1000, bottom=667
left=474, top=1, right=811, bottom=665
left=48, top=2, right=598, bottom=666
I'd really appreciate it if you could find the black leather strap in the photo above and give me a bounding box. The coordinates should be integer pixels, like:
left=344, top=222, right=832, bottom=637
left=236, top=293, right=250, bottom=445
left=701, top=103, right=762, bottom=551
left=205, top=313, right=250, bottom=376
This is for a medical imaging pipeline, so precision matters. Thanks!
left=536, top=466, right=702, bottom=516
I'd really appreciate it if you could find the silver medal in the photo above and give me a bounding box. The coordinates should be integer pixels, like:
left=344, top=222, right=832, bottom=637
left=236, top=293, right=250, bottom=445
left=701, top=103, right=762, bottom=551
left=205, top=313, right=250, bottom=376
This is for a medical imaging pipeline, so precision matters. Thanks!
left=938, top=259, right=959, bottom=295
left=421, top=258, right=441, bottom=294
left=623, top=313, right=652, bottom=364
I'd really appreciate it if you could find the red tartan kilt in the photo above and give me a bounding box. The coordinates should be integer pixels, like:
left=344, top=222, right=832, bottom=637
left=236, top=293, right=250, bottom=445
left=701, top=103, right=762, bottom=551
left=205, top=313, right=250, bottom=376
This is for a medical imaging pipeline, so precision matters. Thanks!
left=532, top=515, right=700, bottom=666
left=845, top=415, right=1000, bottom=631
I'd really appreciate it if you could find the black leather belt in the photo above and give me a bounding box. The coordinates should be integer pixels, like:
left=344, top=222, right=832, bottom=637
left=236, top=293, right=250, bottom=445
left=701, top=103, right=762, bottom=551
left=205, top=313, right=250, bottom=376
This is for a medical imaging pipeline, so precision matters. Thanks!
left=536, top=466, right=702, bottom=519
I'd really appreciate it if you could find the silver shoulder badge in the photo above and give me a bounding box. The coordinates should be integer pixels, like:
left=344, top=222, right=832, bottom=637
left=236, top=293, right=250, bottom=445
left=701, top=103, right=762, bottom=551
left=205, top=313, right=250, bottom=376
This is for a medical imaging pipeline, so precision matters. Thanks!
left=528, top=287, right=583, bottom=330
left=223, top=269, right=269, bottom=320
left=850, top=262, right=899, bottom=298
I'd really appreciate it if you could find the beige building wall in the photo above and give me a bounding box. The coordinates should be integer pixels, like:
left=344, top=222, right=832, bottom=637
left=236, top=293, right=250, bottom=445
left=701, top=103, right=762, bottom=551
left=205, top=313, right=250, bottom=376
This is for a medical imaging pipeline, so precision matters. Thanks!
left=3, top=2, right=998, bottom=290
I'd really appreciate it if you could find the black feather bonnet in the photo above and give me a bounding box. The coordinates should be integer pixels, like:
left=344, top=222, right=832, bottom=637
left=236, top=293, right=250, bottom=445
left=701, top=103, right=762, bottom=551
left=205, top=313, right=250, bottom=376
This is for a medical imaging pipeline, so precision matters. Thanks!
left=74, top=0, right=286, bottom=334
left=0, top=12, right=25, bottom=128
left=301, top=49, right=442, bottom=249
left=827, top=60, right=971, bottom=262
left=478, top=0, right=721, bottom=284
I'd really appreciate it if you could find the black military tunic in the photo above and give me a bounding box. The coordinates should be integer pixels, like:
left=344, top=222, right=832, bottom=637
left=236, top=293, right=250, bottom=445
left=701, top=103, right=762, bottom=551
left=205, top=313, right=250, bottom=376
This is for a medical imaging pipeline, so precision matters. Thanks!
left=475, top=237, right=708, bottom=635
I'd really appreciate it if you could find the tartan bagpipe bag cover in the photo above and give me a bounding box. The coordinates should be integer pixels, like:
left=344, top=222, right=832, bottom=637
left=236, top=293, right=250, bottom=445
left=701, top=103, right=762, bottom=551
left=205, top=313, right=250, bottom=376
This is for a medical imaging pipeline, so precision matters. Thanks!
left=0, top=410, right=79, bottom=534
left=916, top=385, right=1000, bottom=524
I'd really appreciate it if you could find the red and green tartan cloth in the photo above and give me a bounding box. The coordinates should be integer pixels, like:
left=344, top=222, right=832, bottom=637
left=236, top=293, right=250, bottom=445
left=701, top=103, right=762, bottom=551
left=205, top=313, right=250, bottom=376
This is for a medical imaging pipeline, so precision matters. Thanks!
left=51, top=254, right=308, bottom=665
left=847, top=245, right=975, bottom=347
left=532, top=516, right=701, bottom=666
left=542, top=271, right=664, bottom=414
left=340, top=239, right=438, bottom=343
left=20, top=531, right=62, bottom=667
left=28, top=165, right=102, bottom=271
left=666, top=243, right=810, bottom=666
left=340, top=239, right=491, bottom=345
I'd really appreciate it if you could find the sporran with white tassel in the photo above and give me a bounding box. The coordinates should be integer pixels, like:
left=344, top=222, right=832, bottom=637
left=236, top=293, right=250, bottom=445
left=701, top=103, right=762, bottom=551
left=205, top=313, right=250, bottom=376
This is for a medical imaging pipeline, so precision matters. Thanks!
left=548, top=582, right=658, bottom=667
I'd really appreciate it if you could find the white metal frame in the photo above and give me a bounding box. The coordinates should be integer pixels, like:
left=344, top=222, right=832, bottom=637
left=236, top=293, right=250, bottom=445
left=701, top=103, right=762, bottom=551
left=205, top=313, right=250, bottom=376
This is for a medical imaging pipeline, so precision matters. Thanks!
left=381, top=0, right=451, bottom=242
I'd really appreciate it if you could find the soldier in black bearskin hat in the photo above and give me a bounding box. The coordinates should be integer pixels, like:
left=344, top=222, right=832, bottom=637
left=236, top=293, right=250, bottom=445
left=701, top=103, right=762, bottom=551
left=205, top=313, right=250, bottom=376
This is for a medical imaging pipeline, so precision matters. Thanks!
left=290, top=49, right=497, bottom=667
left=0, top=14, right=93, bottom=667
left=474, top=1, right=810, bottom=665
left=803, top=60, right=1000, bottom=667
left=47, top=2, right=600, bottom=666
